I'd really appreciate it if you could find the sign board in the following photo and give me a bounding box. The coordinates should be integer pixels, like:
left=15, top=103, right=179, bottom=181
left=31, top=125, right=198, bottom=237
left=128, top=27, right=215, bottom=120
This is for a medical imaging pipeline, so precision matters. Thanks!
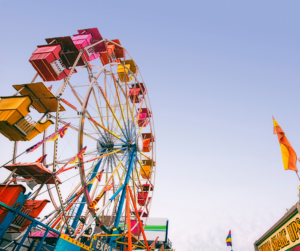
left=255, top=203, right=300, bottom=251
left=91, top=237, right=118, bottom=251
left=140, top=218, right=168, bottom=241
left=56, top=234, right=118, bottom=251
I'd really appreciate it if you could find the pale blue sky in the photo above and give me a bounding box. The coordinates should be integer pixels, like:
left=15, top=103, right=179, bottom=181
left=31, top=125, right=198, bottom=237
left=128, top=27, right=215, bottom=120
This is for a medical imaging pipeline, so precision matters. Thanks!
left=1, top=1, right=300, bottom=250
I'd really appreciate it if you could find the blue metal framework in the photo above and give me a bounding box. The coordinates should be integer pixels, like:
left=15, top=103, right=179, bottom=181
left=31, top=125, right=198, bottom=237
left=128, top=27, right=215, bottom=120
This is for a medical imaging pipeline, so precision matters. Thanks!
left=70, top=156, right=103, bottom=230
left=109, top=148, right=136, bottom=247
left=0, top=193, right=60, bottom=251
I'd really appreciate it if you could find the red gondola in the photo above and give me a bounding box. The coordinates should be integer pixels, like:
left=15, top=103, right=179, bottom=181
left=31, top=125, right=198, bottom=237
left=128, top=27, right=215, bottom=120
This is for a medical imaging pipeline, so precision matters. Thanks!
left=0, top=184, right=49, bottom=232
left=142, top=133, right=155, bottom=152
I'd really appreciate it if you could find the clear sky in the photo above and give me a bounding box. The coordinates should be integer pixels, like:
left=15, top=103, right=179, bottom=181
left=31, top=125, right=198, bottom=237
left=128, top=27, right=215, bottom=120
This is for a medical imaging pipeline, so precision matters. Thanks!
left=1, top=0, right=300, bottom=250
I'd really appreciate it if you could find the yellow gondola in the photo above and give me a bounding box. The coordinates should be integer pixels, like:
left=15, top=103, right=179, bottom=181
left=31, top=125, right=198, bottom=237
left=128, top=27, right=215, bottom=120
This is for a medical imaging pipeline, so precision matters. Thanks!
left=0, top=82, right=65, bottom=141
left=140, top=165, right=152, bottom=179
left=140, top=159, right=155, bottom=179
left=117, top=60, right=137, bottom=83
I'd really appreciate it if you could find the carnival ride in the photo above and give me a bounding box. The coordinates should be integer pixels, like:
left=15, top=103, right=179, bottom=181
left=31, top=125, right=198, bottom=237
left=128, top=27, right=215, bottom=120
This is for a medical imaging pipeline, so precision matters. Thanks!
left=0, top=28, right=160, bottom=251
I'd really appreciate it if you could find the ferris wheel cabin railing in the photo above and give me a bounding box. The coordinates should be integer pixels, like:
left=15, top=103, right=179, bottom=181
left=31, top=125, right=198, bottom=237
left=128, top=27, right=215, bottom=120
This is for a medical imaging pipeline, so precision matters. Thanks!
left=14, top=114, right=36, bottom=136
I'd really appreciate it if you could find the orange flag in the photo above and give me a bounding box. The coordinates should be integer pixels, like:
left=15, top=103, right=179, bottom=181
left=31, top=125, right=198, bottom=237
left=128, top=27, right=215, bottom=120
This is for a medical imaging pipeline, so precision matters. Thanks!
left=273, top=117, right=298, bottom=171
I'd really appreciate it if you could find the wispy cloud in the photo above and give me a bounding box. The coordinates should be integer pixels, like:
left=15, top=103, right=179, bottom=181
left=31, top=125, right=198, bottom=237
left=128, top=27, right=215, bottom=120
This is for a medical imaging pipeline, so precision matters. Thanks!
left=167, top=207, right=279, bottom=250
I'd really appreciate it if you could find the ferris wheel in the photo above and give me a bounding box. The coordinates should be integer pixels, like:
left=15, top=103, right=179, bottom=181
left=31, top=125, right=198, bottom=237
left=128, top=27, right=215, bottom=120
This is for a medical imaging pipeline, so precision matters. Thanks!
left=0, top=28, right=156, bottom=250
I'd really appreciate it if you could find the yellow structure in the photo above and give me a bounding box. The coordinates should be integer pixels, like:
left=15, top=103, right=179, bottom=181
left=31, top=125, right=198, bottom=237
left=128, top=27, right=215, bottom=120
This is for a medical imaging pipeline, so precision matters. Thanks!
left=140, top=159, right=155, bottom=179
left=0, top=96, right=52, bottom=141
left=140, top=165, right=152, bottom=179
left=0, top=82, right=64, bottom=141
left=117, top=60, right=137, bottom=83
left=13, top=82, right=65, bottom=113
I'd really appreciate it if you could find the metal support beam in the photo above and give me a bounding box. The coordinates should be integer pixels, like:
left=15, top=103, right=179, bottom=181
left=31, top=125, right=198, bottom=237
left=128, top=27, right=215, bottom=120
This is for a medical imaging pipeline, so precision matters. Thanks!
left=110, top=149, right=136, bottom=247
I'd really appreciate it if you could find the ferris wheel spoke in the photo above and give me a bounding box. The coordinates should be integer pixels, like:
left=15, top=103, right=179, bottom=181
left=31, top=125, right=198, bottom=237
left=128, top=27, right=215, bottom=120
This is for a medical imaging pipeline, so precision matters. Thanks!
left=125, top=81, right=133, bottom=124
left=110, top=66, right=126, bottom=125
left=95, top=83, right=111, bottom=138
left=109, top=102, right=128, bottom=139
left=82, top=148, right=128, bottom=166
left=88, top=117, right=127, bottom=144
left=91, top=87, right=105, bottom=126
left=111, top=154, right=126, bottom=183
left=131, top=82, right=138, bottom=124
left=135, top=100, right=144, bottom=128
left=98, top=85, right=128, bottom=140
left=81, top=105, right=110, bottom=144
left=90, top=151, right=128, bottom=210
left=71, top=86, right=110, bottom=142
left=103, top=69, right=131, bottom=137
left=46, top=149, right=97, bottom=167
left=131, top=168, right=137, bottom=205
left=86, top=116, right=108, bottom=143
left=104, top=71, right=109, bottom=130
left=108, top=151, right=138, bottom=230
left=140, top=152, right=151, bottom=160
left=136, top=118, right=149, bottom=137
left=47, top=159, right=102, bottom=230
left=48, top=114, right=98, bottom=141
left=113, top=153, right=139, bottom=188
left=36, top=163, right=100, bottom=198
left=101, top=160, right=109, bottom=217
left=133, top=161, right=144, bottom=197
left=110, top=87, right=118, bottom=134
left=65, top=166, right=96, bottom=202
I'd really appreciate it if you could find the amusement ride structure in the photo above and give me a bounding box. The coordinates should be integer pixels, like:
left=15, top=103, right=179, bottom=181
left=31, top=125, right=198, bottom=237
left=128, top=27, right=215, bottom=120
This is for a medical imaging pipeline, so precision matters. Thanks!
left=0, top=28, right=159, bottom=251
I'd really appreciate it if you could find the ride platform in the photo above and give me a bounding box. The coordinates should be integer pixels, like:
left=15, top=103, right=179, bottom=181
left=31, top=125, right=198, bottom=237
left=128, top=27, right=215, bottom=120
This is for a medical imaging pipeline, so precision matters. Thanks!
left=4, top=162, right=62, bottom=184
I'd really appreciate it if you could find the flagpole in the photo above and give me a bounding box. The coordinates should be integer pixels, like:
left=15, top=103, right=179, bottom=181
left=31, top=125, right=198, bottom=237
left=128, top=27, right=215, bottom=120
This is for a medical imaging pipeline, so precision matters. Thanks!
left=296, top=172, right=300, bottom=182
left=231, top=230, right=233, bottom=251
left=0, top=151, right=26, bottom=169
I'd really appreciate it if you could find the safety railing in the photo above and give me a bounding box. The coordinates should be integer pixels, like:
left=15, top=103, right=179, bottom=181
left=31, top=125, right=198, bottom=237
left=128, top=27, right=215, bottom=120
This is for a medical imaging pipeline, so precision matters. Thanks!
left=87, top=47, right=96, bottom=57
left=165, top=238, right=172, bottom=249
left=14, top=115, right=36, bottom=136
left=50, top=59, right=66, bottom=76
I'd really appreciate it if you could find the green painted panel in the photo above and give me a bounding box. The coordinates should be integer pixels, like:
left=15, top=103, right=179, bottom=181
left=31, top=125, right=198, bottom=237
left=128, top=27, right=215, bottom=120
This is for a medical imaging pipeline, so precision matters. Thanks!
left=145, top=225, right=166, bottom=231
left=117, top=224, right=166, bottom=231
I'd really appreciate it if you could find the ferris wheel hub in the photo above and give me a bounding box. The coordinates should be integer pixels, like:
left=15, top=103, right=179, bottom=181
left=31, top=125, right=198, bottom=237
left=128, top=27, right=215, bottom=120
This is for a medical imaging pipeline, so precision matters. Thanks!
left=106, top=141, right=114, bottom=151
left=97, top=141, right=104, bottom=152
left=136, top=134, right=143, bottom=152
